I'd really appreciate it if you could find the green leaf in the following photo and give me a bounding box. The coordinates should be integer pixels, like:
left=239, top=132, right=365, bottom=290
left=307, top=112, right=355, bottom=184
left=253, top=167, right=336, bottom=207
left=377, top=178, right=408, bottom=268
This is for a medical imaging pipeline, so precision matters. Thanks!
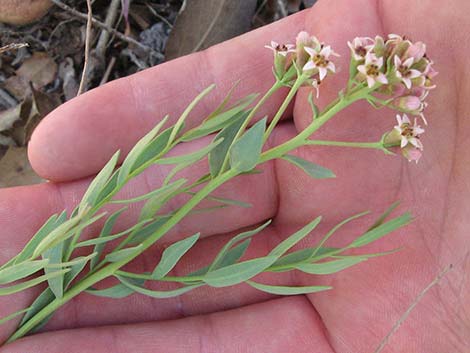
left=64, top=253, right=97, bottom=289
left=152, top=233, right=200, bottom=279
left=269, top=216, right=322, bottom=258
left=94, top=171, right=120, bottom=205
left=0, top=306, right=32, bottom=326
left=181, top=95, right=256, bottom=142
left=77, top=220, right=150, bottom=248
left=112, top=179, right=187, bottom=204
left=139, top=179, right=187, bottom=221
left=117, top=116, right=169, bottom=185
left=13, top=212, right=65, bottom=265
left=89, top=208, right=126, bottom=270
left=197, top=193, right=252, bottom=208
left=350, top=213, right=412, bottom=248
left=42, top=241, right=65, bottom=299
left=79, top=151, right=120, bottom=212
left=214, top=239, right=251, bottom=269
left=33, top=213, right=106, bottom=258
left=246, top=281, right=331, bottom=295
left=105, top=244, right=143, bottom=263
left=132, top=127, right=173, bottom=174
left=367, top=201, right=400, bottom=231
left=19, top=288, right=54, bottom=326
left=229, top=117, right=266, bottom=172
left=310, top=211, right=370, bottom=259
left=203, top=256, right=277, bottom=287
left=0, top=269, right=69, bottom=296
left=127, top=216, right=171, bottom=245
left=282, top=155, right=335, bottom=179
left=209, top=221, right=271, bottom=271
left=117, top=275, right=203, bottom=298
left=270, top=247, right=339, bottom=270
left=168, top=84, right=216, bottom=143
left=209, top=111, right=249, bottom=176
left=307, top=92, right=319, bottom=120
left=0, top=260, right=49, bottom=285
left=86, top=278, right=145, bottom=298
left=295, top=257, right=367, bottom=274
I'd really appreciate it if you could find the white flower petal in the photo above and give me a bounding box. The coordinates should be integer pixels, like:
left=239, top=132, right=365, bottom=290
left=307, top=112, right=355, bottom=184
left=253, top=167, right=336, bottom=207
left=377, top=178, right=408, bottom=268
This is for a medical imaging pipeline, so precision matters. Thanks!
left=303, top=61, right=315, bottom=71
left=377, top=73, right=388, bottom=84
left=357, top=65, right=367, bottom=75
left=402, top=77, right=412, bottom=89
left=304, top=46, right=317, bottom=57
left=400, top=137, right=408, bottom=148
left=319, top=67, right=327, bottom=80
left=403, top=57, right=414, bottom=68
left=367, top=76, right=376, bottom=88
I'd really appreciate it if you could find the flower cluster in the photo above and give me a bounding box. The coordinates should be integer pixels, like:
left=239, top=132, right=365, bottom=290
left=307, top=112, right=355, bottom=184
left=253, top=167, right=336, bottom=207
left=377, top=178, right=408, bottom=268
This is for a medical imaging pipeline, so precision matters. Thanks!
left=265, top=31, right=339, bottom=97
left=348, top=34, right=437, bottom=162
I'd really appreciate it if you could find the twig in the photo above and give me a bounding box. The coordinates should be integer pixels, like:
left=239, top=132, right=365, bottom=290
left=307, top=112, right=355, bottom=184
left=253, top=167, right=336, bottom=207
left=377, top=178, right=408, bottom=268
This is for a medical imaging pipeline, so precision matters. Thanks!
left=374, top=264, right=453, bottom=353
left=99, top=56, right=117, bottom=86
left=78, top=0, right=93, bottom=95
left=146, top=3, right=173, bottom=28
left=49, top=0, right=163, bottom=59
left=191, top=0, right=225, bottom=53
left=95, top=0, right=121, bottom=59
left=277, top=0, right=288, bottom=17
left=0, top=43, right=28, bottom=54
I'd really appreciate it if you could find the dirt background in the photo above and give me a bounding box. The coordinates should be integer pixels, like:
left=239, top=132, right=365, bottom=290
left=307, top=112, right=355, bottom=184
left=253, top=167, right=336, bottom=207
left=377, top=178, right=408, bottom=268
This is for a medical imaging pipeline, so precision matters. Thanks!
left=0, top=0, right=316, bottom=188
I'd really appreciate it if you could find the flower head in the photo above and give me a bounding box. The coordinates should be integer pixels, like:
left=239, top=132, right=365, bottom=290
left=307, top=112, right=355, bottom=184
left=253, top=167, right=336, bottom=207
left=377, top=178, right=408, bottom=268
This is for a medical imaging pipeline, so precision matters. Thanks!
left=347, top=37, right=374, bottom=61
left=303, top=45, right=339, bottom=80
left=394, top=114, right=425, bottom=149
left=394, top=55, right=422, bottom=89
left=264, top=41, right=295, bottom=56
left=357, top=52, right=388, bottom=88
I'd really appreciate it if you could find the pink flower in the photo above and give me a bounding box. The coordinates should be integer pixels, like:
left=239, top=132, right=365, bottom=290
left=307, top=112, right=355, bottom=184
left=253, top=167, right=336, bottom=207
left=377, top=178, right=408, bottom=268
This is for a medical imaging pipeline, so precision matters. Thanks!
left=357, top=52, right=388, bottom=88
left=393, top=95, right=423, bottom=111
left=394, top=56, right=422, bottom=89
left=264, top=41, right=295, bottom=56
left=405, top=41, right=426, bottom=61
left=303, top=45, right=338, bottom=80
left=394, top=114, right=424, bottom=149
left=402, top=145, right=423, bottom=163
left=347, top=37, right=374, bottom=61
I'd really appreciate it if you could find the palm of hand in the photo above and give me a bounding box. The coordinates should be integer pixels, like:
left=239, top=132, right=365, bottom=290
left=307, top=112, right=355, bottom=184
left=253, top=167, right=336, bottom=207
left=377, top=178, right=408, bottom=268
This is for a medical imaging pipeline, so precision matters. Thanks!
left=1, top=0, right=468, bottom=352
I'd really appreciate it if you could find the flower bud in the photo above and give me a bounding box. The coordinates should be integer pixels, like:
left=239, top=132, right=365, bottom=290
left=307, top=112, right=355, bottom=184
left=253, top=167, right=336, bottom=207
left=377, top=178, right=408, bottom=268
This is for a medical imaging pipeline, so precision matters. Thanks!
left=392, top=95, right=423, bottom=112
left=405, top=41, right=426, bottom=61
left=402, top=145, right=422, bottom=163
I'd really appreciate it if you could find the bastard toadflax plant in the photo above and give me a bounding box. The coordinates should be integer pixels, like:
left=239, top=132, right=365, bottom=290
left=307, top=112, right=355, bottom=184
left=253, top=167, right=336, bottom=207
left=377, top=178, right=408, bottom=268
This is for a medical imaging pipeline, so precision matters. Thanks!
left=0, top=32, right=437, bottom=344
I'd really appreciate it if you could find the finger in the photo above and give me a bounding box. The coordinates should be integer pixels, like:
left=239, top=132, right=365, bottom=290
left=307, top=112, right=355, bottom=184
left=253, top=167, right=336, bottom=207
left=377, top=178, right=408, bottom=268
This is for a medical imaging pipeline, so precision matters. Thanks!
left=28, top=11, right=309, bottom=182
left=3, top=297, right=333, bottom=353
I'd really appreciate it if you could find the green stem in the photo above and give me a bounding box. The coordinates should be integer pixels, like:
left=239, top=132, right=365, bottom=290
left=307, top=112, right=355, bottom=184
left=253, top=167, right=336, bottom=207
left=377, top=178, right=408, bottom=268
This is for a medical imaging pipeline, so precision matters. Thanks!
left=263, top=74, right=308, bottom=142
left=260, top=85, right=372, bottom=163
left=7, top=169, right=238, bottom=343
left=306, top=140, right=385, bottom=150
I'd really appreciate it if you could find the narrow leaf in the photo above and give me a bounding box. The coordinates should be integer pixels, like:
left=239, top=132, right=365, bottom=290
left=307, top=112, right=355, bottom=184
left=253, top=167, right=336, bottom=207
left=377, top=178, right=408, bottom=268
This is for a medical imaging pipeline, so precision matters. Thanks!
left=13, top=212, right=63, bottom=265
left=90, top=208, right=126, bottom=270
left=79, top=151, right=120, bottom=212
left=270, top=247, right=339, bottom=270
left=367, top=201, right=400, bottom=231
left=247, top=281, right=331, bottom=295
left=127, top=216, right=171, bottom=245
left=186, top=192, right=252, bottom=208
left=112, top=179, right=187, bottom=204
left=131, top=127, right=173, bottom=174
left=86, top=278, right=145, bottom=298
left=209, top=111, right=249, bottom=176
left=152, top=233, right=200, bottom=279
left=209, top=220, right=271, bottom=271
left=203, top=256, right=277, bottom=287
left=350, top=213, right=412, bottom=248
left=213, top=239, right=251, bottom=270
left=229, top=117, right=266, bottom=172
left=64, top=253, right=97, bottom=289
left=296, top=257, right=367, bottom=275
left=139, top=180, right=187, bottom=221
left=0, top=307, right=32, bottom=326
left=168, top=84, right=216, bottom=143
left=117, top=275, right=203, bottom=298
left=105, top=244, right=143, bottom=263
left=269, top=216, right=322, bottom=257
left=77, top=220, right=150, bottom=247
left=0, top=269, right=70, bottom=296
left=282, top=154, right=335, bottom=179
left=19, top=288, right=54, bottom=326
left=42, top=242, right=65, bottom=299
left=118, top=116, right=169, bottom=185
left=0, top=260, right=49, bottom=285
left=156, top=140, right=221, bottom=165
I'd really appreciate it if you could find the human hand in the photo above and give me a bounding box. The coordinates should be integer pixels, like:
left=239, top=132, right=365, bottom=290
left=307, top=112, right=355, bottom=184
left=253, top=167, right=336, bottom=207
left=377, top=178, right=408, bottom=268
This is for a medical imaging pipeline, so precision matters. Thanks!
left=1, top=0, right=469, bottom=352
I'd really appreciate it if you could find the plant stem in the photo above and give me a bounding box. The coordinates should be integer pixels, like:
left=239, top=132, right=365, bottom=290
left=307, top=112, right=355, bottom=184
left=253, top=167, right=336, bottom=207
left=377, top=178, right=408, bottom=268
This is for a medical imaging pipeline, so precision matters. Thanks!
left=305, top=140, right=385, bottom=150
left=260, top=85, right=372, bottom=162
left=7, top=169, right=238, bottom=343
left=263, top=73, right=308, bottom=142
